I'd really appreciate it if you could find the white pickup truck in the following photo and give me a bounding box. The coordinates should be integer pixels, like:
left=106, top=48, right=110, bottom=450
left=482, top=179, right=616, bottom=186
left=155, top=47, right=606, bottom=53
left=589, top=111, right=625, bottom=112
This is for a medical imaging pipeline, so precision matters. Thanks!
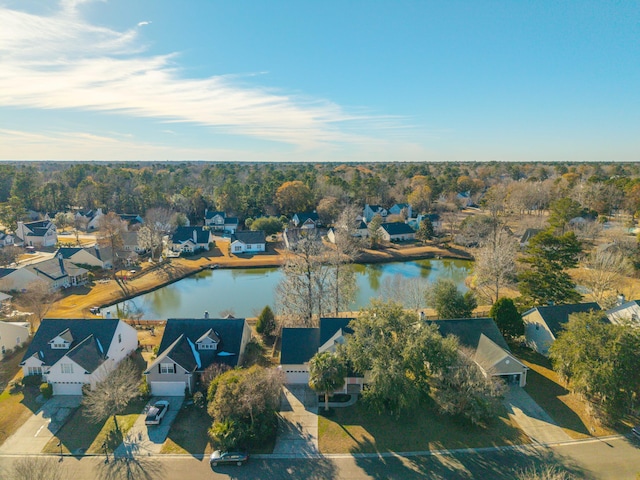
left=144, top=400, right=169, bottom=426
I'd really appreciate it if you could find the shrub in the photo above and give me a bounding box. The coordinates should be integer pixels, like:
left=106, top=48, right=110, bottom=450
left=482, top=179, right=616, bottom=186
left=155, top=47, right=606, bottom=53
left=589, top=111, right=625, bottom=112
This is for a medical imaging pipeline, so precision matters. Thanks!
left=193, top=391, right=205, bottom=408
left=40, top=383, right=53, bottom=399
left=22, top=374, right=42, bottom=386
left=139, top=378, right=151, bottom=399
left=256, top=305, right=276, bottom=337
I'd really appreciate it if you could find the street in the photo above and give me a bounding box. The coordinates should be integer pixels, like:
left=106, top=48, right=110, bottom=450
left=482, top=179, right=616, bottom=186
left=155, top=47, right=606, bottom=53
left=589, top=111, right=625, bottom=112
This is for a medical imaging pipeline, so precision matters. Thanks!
left=1, top=436, right=639, bottom=479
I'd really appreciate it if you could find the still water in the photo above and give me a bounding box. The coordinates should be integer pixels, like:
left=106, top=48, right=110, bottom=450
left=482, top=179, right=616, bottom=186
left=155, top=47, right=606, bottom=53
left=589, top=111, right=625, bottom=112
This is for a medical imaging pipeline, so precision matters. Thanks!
left=110, top=259, right=472, bottom=319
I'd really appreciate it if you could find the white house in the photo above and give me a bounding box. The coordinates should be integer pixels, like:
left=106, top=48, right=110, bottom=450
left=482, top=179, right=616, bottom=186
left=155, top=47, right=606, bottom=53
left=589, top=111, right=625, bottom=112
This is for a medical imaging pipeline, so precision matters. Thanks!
left=363, top=205, right=388, bottom=223
left=204, top=210, right=239, bottom=234
left=20, top=318, right=137, bottom=395
left=606, top=296, right=640, bottom=325
left=0, top=232, right=14, bottom=247
left=15, top=220, right=58, bottom=247
left=230, top=230, right=266, bottom=254
left=292, top=212, right=320, bottom=230
left=55, top=246, right=113, bottom=270
left=523, top=302, right=602, bottom=356
left=379, top=222, right=416, bottom=242
left=75, top=208, right=104, bottom=231
left=280, top=318, right=364, bottom=394
left=0, top=320, right=30, bottom=359
left=121, top=231, right=146, bottom=254
left=170, top=226, right=213, bottom=253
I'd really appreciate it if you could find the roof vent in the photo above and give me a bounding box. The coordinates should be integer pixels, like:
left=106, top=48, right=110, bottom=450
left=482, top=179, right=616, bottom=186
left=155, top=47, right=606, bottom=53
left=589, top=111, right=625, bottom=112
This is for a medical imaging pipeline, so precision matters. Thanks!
left=204, top=311, right=210, bottom=319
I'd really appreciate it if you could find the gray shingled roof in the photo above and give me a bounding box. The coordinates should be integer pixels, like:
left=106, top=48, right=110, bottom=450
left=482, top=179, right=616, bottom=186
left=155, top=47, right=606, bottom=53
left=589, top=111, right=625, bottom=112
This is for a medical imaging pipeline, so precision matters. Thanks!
left=428, top=318, right=510, bottom=351
left=66, top=334, right=108, bottom=372
left=524, top=302, right=602, bottom=337
left=280, top=328, right=320, bottom=364
left=380, top=222, right=415, bottom=236
left=171, top=226, right=210, bottom=245
left=21, top=319, right=119, bottom=369
left=233, top=230, right=266, bottom=245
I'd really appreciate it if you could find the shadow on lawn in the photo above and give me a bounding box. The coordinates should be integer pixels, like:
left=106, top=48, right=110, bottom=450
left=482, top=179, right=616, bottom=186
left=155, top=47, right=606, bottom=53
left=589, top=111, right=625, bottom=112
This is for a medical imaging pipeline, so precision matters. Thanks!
left=162, top=404, right=211, bottom=457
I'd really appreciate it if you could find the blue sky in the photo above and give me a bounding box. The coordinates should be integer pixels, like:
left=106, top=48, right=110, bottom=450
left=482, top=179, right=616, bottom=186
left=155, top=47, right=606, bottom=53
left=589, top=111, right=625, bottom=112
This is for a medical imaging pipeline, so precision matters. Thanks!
left=0, top=0, right=638, bottom=162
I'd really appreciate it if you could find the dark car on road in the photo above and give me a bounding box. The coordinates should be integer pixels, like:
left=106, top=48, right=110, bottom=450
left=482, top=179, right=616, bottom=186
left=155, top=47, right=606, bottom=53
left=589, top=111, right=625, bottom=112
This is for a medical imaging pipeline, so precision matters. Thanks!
left=144, top=400, right=169, bottom=426
left=209, top=450, right=249, bottom=467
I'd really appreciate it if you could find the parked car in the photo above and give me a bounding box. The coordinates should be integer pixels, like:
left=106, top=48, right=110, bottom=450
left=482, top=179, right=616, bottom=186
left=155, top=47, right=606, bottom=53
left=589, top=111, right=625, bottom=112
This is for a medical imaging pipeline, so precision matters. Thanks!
left=89, top=306, right=100, bottom=315
left=144, top=400, right=169, bottom=426
left=632, top=426, right=640, bottom=440
left=209, top=450, right=249, bottom=467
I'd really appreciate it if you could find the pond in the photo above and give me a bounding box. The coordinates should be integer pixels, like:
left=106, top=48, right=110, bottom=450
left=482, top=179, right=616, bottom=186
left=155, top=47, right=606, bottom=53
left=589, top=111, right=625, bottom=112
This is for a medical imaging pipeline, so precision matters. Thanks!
left=109, top=258, right=472, bottom=319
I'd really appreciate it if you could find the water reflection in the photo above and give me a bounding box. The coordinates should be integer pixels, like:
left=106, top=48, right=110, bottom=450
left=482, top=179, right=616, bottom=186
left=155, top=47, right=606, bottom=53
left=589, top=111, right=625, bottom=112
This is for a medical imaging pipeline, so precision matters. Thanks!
left=112, top=259, right=472, bottom=319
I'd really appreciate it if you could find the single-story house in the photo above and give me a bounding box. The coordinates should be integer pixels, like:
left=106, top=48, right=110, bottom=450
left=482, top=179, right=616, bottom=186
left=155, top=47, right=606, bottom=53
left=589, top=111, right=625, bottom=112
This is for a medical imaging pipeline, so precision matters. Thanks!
left=523, top=302, right=602, bottom=356
left=389, top=203, right=412, bottom=219
left=55, top=245, right=113, bottom=270
left=0, top=256, right=89, bottom=292
left=606, top=295, right=640, bottom=326
left=204, top=210, right=239, bottom=234
left=363, top=204, right=388, bottom=223
left=145, top=317, right=252, bottom=396
left=379, top=222, right=416, bottom=242
left=280, top=317, right=364, bottom=393
left=15, top=220, right=58, bottom=247
left=20, top=318, right=138, bottom=395
left=170, top=226, right=213, bottom=253
left=429, top=317, right=528, bottom=387
left=0, top=320, right=30, bottom=359
left=292, top=212, right=320, bottom=230
left=230, top=230, right=266, bottom=254
left=519, top=228, right=542, bottom=248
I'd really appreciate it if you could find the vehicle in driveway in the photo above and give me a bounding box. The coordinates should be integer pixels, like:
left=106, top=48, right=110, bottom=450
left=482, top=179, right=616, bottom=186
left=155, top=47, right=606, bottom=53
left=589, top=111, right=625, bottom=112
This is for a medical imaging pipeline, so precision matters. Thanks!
left=209, top=450, right=249, bottom=467
left=145, top=400, right=169, bottom=425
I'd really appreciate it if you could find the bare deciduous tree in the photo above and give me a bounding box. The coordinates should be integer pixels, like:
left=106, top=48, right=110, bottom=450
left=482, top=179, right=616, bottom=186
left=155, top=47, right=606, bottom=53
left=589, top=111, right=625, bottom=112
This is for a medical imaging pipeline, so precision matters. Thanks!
left=83, top=358, right=141, bottom=433
left=379, top=275, right=428, bottom=312
left=472, top=230, right=518, bottom=304
left=97, top=212, right=129, bottom=294
left=581, top=248, right=633, bottom=306
left=140, top=208, right=176, bottom=260
left=19, top=281, right=62, bottom=331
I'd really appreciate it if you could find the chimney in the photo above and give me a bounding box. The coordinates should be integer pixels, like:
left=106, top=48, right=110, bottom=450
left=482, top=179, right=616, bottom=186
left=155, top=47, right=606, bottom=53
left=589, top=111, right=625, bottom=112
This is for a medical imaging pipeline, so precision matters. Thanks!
left=105, top=311, right=112, bottom=319
left=193, top=229, right=198, bottom=243
left=204, top=311, right=210, bottom=319
left=617, top=293, right=626, bottom=306
left=57, top=253, right=65, bottom=274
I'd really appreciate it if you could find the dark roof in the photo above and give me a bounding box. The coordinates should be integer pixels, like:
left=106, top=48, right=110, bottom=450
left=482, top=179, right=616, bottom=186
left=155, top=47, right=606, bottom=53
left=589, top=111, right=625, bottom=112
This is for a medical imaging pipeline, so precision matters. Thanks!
left=233, top=230, right=266, bottom=245
left=294, top=212, right=319, bottom=224
left=152, top=318, right=247, bottom=370
left=205, top=210, right=225, bottom=220
left=31, top=257, right=68, bottom=280
left=0, top=268, right=16, bottom=279
left=119, top=214, right=143, bottom=225
left=56, top=247, right=83, bottom=259
left=524, top=302, right=602, bottom=337
left=224, top=217, right=239, bottom=225
left=357, top=220, right=367, bottom=229
left=23, top=220, right=52, bottom=230
left=171, top=226, right=210, bottom=245
left=66, top=334, right=108, bottom=372
left=365, top=204, right=384, bottom=211
left=380, top=222, right=415, bottom=236
left=280, top=328, right=320, bottom=364
left=319, top=318, right=354, bottom=346
left=428, top=318, right=510, bottom=351
left=21, top=319, right=119, bottom=369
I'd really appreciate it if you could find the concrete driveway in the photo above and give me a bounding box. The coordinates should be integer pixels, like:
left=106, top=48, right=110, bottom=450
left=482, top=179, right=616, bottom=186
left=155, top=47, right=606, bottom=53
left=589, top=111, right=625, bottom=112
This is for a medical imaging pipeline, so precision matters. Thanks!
left=503, top=386, right=572, bottom=444
left=114, top=396, right=184, bottom=457
left=0, top=395, right=82, bottom=454
left=273, top=385, right=319, bottom=456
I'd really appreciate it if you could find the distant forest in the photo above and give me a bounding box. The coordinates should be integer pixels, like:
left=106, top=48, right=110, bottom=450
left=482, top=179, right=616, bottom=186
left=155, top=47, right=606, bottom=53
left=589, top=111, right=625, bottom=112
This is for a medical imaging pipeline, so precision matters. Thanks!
left=1, top=161, right=640, bottom=228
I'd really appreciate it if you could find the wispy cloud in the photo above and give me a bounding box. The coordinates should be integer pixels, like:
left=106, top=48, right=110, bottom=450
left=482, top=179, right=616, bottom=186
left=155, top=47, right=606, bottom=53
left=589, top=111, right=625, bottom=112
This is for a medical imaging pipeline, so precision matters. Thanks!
left=137, top=20, right=151, bottom=27
left=0, top=1, right=406, bottom=150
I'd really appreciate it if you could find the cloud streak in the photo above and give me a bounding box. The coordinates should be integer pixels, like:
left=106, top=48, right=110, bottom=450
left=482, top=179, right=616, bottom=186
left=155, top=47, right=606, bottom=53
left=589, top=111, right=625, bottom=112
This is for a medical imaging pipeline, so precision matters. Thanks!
left=0, top=1, right=405, bottom=149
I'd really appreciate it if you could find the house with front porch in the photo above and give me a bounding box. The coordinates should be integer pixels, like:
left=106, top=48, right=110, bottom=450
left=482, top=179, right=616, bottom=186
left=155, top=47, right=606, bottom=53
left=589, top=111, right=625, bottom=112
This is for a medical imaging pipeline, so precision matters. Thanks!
left=280, top=317, right=364, bottom=394
left=204, top=210, right=239, bottom=234
left=20, top=318, right=137, bottom=395
left=170, top=226, right=213, bottom=254
left=15, top=220, right=58, bottom=247
left=0, top=256, right=88, bottom=292
left=144, top=317, right=252, bottom=396
left=230, top=230, right=266, bottom=254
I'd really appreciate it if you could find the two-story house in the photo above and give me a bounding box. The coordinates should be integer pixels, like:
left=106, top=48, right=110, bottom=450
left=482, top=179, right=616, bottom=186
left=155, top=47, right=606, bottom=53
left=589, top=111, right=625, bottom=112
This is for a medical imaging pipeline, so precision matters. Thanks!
left=15, top=220, right=58, bottom=248
left=204, top=210, right=239, bottom=234
left=170, top=226, right=213, bottom=254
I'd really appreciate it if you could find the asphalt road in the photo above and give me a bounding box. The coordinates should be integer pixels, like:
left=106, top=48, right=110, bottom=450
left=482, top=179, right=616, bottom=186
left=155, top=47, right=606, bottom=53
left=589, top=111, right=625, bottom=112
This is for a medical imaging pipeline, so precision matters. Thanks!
left=1, top=437, right=639, bottom=479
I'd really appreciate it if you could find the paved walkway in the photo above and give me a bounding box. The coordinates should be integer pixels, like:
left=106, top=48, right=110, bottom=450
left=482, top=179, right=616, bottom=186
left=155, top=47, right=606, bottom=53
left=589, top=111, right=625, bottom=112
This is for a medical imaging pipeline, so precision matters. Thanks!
left=114, top=396, right=184, bottom=457
left=272, top=385, right=319, bottom=456
left=0, top=395, right=82, bottom=454
left=503, top=386, right=572, bottom=444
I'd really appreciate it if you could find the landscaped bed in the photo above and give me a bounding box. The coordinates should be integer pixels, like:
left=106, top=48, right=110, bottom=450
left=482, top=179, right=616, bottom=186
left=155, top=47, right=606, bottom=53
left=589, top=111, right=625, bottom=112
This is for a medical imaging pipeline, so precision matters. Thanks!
left=318, top=398, right=528, bottom=454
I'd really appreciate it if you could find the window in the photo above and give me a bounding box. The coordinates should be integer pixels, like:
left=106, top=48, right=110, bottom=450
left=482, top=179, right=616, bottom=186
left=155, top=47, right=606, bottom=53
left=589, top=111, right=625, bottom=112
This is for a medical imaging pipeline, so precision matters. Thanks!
left=61, top=363, right=74, bottom=374
left=160, top=363, right=175, bottom=374
left=52, top=342, right=68, bottom=349
left=16, top=337, right=21, bottom=345
left=28, top=366, right=42, bottom=376
left=198, top=343, right=212, bottom=350
left=118, top=334, right=122, bottom=343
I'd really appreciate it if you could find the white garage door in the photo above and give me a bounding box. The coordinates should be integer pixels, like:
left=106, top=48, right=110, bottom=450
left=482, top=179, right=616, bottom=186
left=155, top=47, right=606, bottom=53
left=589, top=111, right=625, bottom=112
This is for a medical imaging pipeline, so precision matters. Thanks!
left=53, top=382, right=83, bottom=395
left=150, top=381, right=186, bottom=396
left=284, top=369, right=309, bottom=384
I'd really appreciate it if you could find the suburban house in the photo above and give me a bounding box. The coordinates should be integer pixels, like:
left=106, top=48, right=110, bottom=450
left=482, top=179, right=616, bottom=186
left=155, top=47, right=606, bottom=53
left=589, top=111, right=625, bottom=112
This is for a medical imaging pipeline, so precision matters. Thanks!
left=0, top=231, right=14, bottom=247
left=409, top=213, right=441, bottom=231
left=55, top=245, right=113, bottom=270
left=429, top=318, right=528, bottom=387
left=170, top=226, right=213, bottom=254
left=389, top=203, right=412, bottom=219
left=280, top=317, right=364, bottom=394
left=379, top=222, right=416, bottom=242
left=0, top=256, right=89, bottom=292
left=456, top=191, right=475, bottom=207
left=606, top=295, right=640, bottom=325
left=292, top=212, right=320, bottom=230
left=519, top=228, right=542, bottom=248
left=118, top=214, right=144, bottom=229
left=0, top=320, right=30, bottom=359
left=230, top=230, right=266, bottom=254
left=523, top=302, right=602, bottom=356
left=15, top=220, right=58, bottom=248
left=121, top=231, right=146, bottom=254
left=363, top=204, right=388, bottom=223
left=327, top=220, right=368, bottom=244
left=204, top=210, right=239, bottom=234
left=20, top=318, right=138, bottom=395
left=283, top=227, right=321, bottom=250
left=0, top=291, right=12, bottom=310
left=144, top=317, right=252, bottom=396
left=75, top=208, right=104, bottom=231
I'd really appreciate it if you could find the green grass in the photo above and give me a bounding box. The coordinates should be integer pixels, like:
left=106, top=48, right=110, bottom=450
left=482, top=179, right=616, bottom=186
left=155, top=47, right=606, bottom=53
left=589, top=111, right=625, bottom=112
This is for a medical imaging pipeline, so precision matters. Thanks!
left=43, top=397, right=147, bottom=455
left=161, top=404, right=213, bottom=455
left=0, top=383, right=41, bottom=447
left=318, top=397, right=527, bottom=454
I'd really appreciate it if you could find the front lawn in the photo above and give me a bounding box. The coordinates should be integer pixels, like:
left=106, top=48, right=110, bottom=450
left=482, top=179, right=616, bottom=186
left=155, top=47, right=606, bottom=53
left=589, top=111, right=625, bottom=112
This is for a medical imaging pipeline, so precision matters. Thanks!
left=0, top=381, right=41, bottom=447
left=43, top=397, right=147, bottom=455
left=511, top=345, right=618, bottom=439
left=161, top=404, right=213, bottom=455
left=318, top=397, right=527, bottom=454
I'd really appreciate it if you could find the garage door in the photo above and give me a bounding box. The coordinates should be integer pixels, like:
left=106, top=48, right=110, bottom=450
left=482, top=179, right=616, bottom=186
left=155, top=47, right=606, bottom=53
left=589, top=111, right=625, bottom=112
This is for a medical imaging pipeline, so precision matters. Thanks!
left=53, top=382, right=83, bottom=395
left=150, top=381, right=186, bottom=396
left=284, top=369, right=309, bottom=384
